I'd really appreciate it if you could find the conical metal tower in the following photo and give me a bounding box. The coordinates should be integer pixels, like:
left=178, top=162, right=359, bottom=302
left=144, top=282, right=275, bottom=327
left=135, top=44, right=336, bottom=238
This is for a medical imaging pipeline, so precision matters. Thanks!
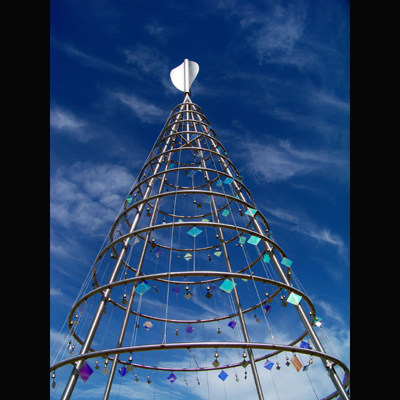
left=50, top=60, right=350, bottom=400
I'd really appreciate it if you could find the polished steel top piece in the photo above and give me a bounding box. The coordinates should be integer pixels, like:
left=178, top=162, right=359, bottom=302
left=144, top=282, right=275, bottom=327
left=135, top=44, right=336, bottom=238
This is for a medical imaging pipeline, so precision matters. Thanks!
left=170, top=59, right=199, bottom=93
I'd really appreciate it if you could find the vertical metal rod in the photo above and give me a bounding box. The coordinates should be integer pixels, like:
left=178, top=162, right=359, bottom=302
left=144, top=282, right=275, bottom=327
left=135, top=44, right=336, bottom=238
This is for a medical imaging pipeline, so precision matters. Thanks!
left=102, top=145, right=174, bottom=399
left=194, top=131, right=265, bottom=400
left=210, top=143, right=349, bottom=400
left=60, top=132, right=176, bottom=400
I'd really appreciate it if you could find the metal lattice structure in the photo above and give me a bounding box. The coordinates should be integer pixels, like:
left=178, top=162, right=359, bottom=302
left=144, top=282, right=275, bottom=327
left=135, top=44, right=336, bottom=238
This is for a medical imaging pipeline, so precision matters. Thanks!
left=50, top=60, right=350, bottom=400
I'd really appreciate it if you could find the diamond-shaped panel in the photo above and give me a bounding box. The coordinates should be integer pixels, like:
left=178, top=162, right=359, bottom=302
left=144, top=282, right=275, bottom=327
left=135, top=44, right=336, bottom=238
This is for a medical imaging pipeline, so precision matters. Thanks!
left=187, top=227, right=202, bottom=237
left=247, top=236, right=261, bottom=245
left=218, top=370, right=228, bottom=381
left=167, top=373, right=177, bottom=383
left=219, top=279, right=236, bottom=293
left=287, top=292, right=302, bottom=305
left=134, top=282, right=151, bottom=295
left=264, top=360, right=274, bottom=370
left=79, top=362, right=93, bottom=382
left=185, top=325, right=194, bottom=334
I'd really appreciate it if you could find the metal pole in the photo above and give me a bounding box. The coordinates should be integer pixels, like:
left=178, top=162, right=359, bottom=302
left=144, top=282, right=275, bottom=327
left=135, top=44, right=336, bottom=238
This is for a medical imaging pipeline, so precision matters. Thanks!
left=210, top=143, right=349, bottom=400
left=195, top=132, right=265, bottom=400
left=60, top=130, right=176, bottom=400
left=102, top=145, right=174, bottom=400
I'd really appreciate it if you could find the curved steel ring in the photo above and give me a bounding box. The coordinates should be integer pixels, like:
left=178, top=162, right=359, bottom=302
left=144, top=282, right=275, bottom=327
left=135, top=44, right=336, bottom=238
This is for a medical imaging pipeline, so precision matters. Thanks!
left=50, top=341, right=350, bottom=379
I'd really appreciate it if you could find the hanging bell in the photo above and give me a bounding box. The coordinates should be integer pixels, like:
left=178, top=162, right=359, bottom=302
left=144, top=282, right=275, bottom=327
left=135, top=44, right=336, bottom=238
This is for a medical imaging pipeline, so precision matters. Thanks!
left=121, top=293, right=127, bottom=305
left=95, top=360, right=99, bottom=370
left=242, top=351, right=247, bottom=358
left=276, top=362, right=281, bottom=370
left=214, top=350, right=219, bottom=358
left=154, top=285, right=158, bottom=293
left=285, top=357, right=290, bottom=366
left=135, top=373, right=138, bottom=382
left=175, top=328, right=179, bottom=336
left=51, top=372, right=56, bottom=379
left=235, top=373, right=239, bottom=382
left=184, top=377, right=188, bottom=386
left=217, top=326, right=221, bottom=334
left=105, top=358, right=109, bottom=365
left=244, top=371, right=247, bottom=380
left=147, top=375, right=151, bottom=384
left=129, top=354, right=133, bottom=362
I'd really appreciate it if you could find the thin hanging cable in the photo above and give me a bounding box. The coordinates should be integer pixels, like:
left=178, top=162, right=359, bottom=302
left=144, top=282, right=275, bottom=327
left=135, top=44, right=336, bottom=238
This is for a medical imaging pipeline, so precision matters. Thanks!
left=162, top=143, right=180, bottom=345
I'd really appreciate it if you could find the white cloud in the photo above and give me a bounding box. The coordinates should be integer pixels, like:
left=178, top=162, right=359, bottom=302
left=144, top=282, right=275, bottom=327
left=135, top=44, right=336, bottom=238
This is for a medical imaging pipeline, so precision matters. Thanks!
left=293, top=226, right=346, bottom=255
left=236, top=138, right=348, bottom=183
left=50, top=162, right=135, bottom=234
left=51, top=38, right=138, bottom=76
left=238, top=2, right=310, bottom=67
left=124, top=45, right=168, bottom=75
left=260, top=205, right=347, bottom=258
left=50, top=106, right=93, bottom=142
left=109, top=91, right=167, bottom=123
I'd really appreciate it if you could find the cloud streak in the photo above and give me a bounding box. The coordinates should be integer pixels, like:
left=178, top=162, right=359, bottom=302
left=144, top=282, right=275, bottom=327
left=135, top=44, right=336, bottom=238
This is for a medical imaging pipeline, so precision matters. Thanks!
left=109, top=91, right=168, bottom=123
left=236, top=138, right=348, bottom=183
left=50, top=162, right=135, bottom=234
left=260, top=205, right=347, bottom=258
left=50, top=106, right=93, bottom=142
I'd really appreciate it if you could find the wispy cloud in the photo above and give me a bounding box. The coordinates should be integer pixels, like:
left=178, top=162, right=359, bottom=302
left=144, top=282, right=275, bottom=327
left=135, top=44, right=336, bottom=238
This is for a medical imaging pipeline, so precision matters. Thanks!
left=123, top=44, right=168, bottom=75
left=50, top=106, right=93, bottom=142
left=236, top=138, right=348, bottom=183
left=51, top=38, right=139, bottom=76
left=238, top=1, right=309, bottom=67
left=109, top=91, right=167, bottom=123
left=50, top=162, right=134, bottom=234
left=260, top=205, right=347, bottom=258
left=293, top=226, right=346, bottom=255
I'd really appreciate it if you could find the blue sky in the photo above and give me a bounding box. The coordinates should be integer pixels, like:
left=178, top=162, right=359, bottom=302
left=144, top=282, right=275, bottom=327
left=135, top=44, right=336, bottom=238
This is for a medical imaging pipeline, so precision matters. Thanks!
left=50, top=1, right=350, bottom=399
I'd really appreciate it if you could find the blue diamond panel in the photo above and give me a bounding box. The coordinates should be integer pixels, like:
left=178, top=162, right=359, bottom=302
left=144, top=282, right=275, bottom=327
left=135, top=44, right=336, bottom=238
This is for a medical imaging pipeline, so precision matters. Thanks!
left=247, top=236, right=261, bottom=245
left=187, top=227, right=202, bottom=237
left=172, top=286, right=181, bottom=294
left=219, top=279, right=236, bottom=293
left=134, top=282, right=151, bottom=295
left=228, top=321, right=236, bottom=329
left=222, top=209, right=230, bottom=217
left=218, top=370, right=228, bottom=381
left=299, top=341, right=310, bottom=349
left=245, top=208, right=257, bottom=216
left=281, top=258, right=293, bottom=267
left=264, top=360, right=274, bottom=370
left=223, top=177, right=234, bottom=184
left=185, top=325, right=194, bottom=334
left=167, top=373, right=177, bottom=383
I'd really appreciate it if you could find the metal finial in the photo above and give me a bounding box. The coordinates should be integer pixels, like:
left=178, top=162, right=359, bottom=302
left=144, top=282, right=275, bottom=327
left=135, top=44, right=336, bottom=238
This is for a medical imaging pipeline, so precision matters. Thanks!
left=170, top=59, right=199, bottom=94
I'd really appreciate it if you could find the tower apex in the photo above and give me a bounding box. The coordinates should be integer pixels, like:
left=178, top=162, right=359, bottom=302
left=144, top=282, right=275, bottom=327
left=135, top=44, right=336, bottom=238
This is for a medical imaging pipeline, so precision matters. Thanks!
left=170, top=59, right=199, bottom=94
